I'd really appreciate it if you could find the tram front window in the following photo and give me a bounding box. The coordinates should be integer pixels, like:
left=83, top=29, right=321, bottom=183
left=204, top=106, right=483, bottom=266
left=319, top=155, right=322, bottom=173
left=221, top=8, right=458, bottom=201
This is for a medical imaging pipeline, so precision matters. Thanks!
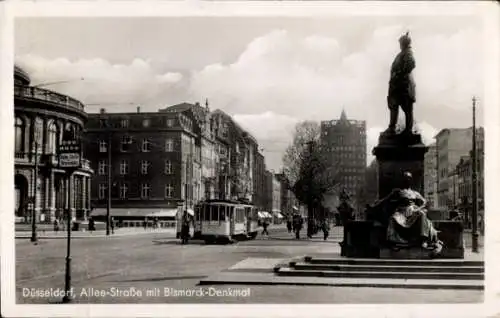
left=211, top=205, right=219, bottom=222
left=220, top=205, right=226, bottom=221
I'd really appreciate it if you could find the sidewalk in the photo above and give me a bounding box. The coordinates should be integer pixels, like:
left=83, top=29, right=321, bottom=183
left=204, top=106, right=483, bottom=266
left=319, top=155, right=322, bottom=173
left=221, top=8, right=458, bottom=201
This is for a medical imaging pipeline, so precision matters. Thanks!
left=15, top=228, right=176, bottom=239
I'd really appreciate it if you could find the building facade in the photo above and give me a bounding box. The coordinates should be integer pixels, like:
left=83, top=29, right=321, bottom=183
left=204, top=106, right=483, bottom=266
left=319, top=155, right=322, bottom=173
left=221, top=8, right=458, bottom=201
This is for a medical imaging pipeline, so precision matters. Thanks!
left=84, top=106, right=199, bottom=213
left=211, top=110, right=257, bottom=202
left=423, top=143, right=438, bottom=208
left=435, top=127, right=484, bottom=209
left=14, top=65, right=93, bottom=223
left=455, top=138, right=485, bottom=227
left=320, top=109, right=367, bottom=210
left=253, top=151, right=266, bottom=210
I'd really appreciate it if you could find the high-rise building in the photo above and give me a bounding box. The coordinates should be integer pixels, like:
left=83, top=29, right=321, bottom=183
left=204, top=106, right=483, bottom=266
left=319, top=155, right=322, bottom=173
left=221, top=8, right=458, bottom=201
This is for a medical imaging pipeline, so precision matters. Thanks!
left=435, top=127, right=484, bottom=209
left=320, top=109, right=367, bottom=209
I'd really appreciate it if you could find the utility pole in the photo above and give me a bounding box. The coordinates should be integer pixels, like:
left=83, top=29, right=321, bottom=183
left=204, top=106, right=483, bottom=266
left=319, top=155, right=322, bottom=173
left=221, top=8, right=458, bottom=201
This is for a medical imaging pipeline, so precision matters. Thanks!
left=106, top=129, right=112, bottom=236
left=471, top=96, right=479, bottom=253
left=30, top=125, right=41, bottom=243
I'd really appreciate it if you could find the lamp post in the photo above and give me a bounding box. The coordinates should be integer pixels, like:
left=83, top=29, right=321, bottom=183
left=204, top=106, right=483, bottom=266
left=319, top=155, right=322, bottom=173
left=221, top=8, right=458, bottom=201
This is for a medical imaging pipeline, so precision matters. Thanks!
left=31, top=121, right=42, bottom=243
left=471, top=96, right=479, bottom=253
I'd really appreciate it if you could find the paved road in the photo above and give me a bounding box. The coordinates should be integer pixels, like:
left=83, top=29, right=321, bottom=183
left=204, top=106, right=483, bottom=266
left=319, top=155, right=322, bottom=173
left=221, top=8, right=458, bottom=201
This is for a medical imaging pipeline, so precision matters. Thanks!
left=14, top=226, right=483, bottom=304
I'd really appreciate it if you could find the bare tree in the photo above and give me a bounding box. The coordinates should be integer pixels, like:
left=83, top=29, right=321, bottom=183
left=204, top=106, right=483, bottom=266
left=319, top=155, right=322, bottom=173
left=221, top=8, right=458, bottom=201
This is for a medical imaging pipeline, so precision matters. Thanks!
left=282, top=121, right=341, bottom=227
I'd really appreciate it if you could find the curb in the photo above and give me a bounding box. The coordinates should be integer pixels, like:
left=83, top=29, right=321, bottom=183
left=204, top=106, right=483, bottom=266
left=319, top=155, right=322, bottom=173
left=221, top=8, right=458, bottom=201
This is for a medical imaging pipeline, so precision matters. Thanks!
left=198, top=279, right=484, bottom=290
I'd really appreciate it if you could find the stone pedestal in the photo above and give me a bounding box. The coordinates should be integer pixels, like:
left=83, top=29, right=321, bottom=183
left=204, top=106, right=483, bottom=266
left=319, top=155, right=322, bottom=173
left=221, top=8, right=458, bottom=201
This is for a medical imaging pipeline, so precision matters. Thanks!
left=372, top=132, right=428, bottom=199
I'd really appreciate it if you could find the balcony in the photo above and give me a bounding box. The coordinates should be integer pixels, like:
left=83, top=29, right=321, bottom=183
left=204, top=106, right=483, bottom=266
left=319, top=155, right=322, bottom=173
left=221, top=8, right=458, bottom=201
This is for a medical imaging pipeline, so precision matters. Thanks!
left=14, top=85, right=85, bottom=112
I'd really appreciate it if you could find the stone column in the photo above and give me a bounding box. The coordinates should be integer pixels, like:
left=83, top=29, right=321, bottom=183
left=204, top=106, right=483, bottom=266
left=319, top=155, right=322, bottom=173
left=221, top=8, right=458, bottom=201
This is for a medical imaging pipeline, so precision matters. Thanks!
left=87, top=177, right=92, bottom=217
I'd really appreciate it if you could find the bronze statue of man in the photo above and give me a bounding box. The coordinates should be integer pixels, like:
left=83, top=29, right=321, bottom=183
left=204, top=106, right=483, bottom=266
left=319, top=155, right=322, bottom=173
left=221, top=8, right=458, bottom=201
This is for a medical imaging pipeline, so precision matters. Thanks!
left=385, top=32, right=416, bottom=135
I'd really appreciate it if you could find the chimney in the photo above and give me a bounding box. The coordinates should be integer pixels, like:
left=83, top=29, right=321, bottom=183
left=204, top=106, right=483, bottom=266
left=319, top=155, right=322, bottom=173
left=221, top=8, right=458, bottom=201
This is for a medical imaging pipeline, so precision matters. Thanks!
left=100, top=108, right=106, bottom=114
left=137, top=106, right=141, bottom=113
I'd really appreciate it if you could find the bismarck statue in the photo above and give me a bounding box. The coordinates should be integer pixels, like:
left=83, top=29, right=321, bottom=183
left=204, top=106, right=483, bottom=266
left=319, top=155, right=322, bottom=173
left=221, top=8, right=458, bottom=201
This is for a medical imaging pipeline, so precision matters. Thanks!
left=385, top=31, right=416, bottom=135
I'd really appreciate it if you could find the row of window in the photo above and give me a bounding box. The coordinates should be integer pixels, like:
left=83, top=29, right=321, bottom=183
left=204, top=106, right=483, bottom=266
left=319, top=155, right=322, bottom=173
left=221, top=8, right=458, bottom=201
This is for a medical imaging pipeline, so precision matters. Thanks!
left=98, top=160, right=174, bottom=176
left=98, top=183, right=175, bottom=199
left=98, top=138, right=175, bottom=153
left=99, top=117, right=177, bottom=129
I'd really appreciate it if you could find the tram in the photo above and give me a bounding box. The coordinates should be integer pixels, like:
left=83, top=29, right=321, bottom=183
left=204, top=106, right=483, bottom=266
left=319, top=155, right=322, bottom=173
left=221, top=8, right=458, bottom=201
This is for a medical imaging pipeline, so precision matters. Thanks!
left=190, top=199, right=260, bottom=243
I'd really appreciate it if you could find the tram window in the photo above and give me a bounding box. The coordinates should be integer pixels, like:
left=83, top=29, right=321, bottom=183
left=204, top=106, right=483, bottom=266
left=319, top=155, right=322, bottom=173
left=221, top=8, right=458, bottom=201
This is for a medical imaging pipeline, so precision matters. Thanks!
left=220, top=206, right=226, bottom=221
left=211, top=205, right=219, bottom=222
left=203, top=206, right=211, bottom=221
left=228, top=206, right=234, bottom=220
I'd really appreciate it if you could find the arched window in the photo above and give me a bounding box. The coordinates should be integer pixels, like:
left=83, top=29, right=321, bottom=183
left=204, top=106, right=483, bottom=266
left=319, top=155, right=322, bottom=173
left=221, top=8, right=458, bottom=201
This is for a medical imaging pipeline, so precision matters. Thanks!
left=47, top=122, right=58, bottom=154
left=15, top=117, right=25, bottom=153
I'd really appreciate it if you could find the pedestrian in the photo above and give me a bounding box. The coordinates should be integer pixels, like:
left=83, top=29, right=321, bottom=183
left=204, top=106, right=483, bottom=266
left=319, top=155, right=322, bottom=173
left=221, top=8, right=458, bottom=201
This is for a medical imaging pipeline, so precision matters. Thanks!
left=143, top=217, right=148, bottom=230
left=261, top=218, right=270, bottom=237
left=321, top=219, right=329, bottom=241
left=181, top=211, right=190, bottom=244
left=294, top=214, right=303, bottom=239
left=88, top=217, right=95, bottom=232
left=53, top=218, right=60, bottom=233
left=110, top=216, right=115, bottom=234
left=286, top=215, right=292, bottom=233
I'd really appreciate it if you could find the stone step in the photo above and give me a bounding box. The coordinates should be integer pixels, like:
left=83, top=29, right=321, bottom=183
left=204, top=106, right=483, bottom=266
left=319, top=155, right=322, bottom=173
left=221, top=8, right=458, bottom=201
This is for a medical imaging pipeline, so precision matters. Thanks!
left=276, top=267, right=484, bottom=280
left=291, top=262, right=484, bottom=273
left=304, top=256, right=484, bottom=267
left=199, top=272, right=484, bottom=290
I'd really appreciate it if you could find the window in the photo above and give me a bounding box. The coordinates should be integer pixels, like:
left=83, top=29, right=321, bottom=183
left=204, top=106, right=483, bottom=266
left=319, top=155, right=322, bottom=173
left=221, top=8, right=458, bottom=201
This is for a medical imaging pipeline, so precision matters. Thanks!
left=99, top=140, right=107, bottom=153
left=165, top=138, right=174, bottom=152
left=121, top=135, right=132, bottom=152
left=164, top=160, right=172, bottom=174
left=120, top=119, right=129, bottom=128
left=143, top=119, right=151, bottom=127
left=47, top=122, right=58, bottom=154
left=98, top=160, right=108, bottom=176
left=141, top=183, right=151, bottom=199
left=211, top=205, right=219, bottom=222
left=120, top=160, right=129, bottom=175
left=166, top=119, right=174, bottom=127
left=15, top=117, right=25, bottom=153
left=120, top=184, right=128, bottom=199
left=98, top=184, right=107, bottom=199
left=164, top=184, right=174, bottom=198
left=141, top=160, right=151, bottom=175
left=142, top=139, right=151, bottom=152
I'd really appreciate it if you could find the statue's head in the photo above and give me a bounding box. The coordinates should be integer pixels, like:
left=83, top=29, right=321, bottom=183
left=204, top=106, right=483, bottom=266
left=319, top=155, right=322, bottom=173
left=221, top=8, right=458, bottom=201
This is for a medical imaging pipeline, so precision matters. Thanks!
left=399, top=31, right=411, bottom=50
left=402, top=171, right=413, bottom=188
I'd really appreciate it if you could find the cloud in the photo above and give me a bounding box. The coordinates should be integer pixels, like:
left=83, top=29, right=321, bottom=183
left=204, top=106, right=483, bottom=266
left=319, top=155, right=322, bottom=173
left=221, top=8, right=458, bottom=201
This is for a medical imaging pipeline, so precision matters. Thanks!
left=15, top=54, right=184, bottom=111
left=15, top=23, right=482, bottom=170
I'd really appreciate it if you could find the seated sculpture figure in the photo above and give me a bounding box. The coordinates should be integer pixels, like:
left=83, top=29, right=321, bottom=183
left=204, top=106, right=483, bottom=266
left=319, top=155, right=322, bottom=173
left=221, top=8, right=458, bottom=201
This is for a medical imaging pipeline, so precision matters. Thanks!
left=367, top=171, right=443, bottom=257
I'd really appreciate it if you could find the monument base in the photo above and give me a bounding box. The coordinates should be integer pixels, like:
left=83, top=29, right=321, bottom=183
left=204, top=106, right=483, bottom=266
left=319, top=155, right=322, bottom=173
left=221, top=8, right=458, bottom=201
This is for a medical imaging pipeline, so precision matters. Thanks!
left=342, top=220, right=465, bottom=259
left=373, top=132, right=428, bottom=198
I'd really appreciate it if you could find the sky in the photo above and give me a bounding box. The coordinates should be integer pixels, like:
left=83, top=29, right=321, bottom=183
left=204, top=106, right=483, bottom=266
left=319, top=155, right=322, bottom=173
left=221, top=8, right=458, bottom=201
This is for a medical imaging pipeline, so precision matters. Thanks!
left=14, top=16, right=485, bottom=171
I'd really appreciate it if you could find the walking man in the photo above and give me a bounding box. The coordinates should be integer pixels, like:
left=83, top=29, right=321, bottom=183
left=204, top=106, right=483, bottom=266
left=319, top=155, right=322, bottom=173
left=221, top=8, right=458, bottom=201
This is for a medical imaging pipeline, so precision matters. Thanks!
left=261, top=218, right=270, bottom=237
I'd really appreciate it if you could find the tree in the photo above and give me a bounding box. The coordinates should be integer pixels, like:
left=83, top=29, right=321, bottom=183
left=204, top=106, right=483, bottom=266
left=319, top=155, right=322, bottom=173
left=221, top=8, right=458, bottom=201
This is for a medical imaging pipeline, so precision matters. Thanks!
left=282, top=121, right=340, bottom=224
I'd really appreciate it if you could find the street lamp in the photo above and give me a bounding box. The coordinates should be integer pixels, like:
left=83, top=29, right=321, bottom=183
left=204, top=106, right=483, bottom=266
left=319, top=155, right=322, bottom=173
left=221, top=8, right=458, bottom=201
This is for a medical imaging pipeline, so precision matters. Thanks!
left=471, top=96, right=479, bottom=253
left=31, top=120, right=43, bottom=243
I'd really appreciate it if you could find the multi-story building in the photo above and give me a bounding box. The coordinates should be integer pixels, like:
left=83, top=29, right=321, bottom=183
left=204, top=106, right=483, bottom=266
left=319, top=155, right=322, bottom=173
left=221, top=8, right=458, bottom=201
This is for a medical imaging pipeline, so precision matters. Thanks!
left=320, top=109, right=367, bottom=210
left=84, top=106, right=199, bottom=215
left=275, top=173, right=298, bottom=217
left=159, top=101, right=216, bottom=202
left=253, top=151, right=266, bottom=210
left=272, top=174, right=281, bottom=215
left=455, top=138, right=485, bottom=227
left=14, top=65, right=93, bottom=223
left=423, top=143, right=438, bottom=208
left=211, top=109, right=257, bottom=202
left=263, top=170, right=274, bottom=213
left=435, top=127, right=484, bottom=209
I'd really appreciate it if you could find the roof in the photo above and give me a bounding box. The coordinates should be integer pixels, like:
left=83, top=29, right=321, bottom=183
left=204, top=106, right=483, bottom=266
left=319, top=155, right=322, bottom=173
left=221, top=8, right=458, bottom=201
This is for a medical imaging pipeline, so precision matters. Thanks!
left=212, top=109, right=258, bottom=144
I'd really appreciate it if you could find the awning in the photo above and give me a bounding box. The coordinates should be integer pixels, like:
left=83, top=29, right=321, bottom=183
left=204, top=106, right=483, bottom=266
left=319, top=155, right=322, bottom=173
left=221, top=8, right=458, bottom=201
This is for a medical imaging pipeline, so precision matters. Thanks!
left=292, top=206, right=299, bottom=211
left=148, top=209, right=178, bottom=218
left=186, top=208, right=194, bottom=216
left=274, top=212, right=284, bottom=218
left=90, top=208, right=177, bottom=218
left=258, top=211, right=272, bottom=218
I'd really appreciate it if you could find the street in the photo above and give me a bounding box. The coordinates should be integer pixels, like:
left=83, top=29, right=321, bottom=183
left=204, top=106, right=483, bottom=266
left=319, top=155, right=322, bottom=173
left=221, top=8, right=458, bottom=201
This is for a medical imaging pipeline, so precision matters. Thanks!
left=14, top=225, right=483, bottom=304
